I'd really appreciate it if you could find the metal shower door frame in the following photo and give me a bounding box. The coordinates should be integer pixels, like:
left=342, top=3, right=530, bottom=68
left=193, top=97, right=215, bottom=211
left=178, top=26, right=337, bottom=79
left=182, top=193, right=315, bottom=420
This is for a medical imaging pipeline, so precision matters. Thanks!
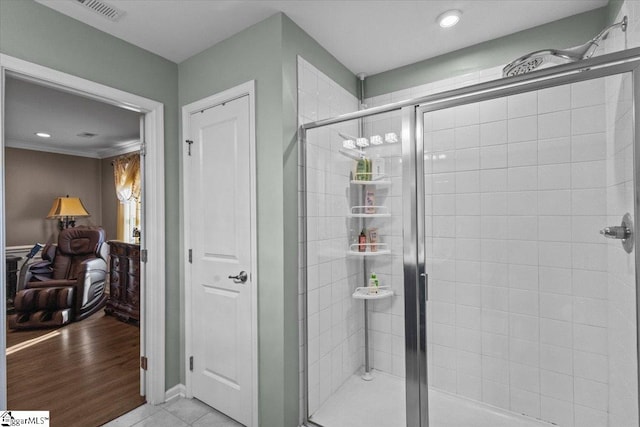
left=300, top=46, right=640, bottom=427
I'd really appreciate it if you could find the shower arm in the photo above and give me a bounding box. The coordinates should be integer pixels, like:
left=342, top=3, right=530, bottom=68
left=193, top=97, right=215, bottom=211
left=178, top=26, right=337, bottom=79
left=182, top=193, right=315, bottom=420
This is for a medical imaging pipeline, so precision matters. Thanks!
left=570, top=15, right=628, bottom=60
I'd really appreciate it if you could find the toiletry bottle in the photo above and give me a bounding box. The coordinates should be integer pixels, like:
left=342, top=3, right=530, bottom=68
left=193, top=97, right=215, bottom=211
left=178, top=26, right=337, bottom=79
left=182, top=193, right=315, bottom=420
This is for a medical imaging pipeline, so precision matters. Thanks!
left=356, top=157, right=367, bottom=180
left=365, top=189, right=376, bottom=214
left=368, top=228, right=378, bottom=252
left=369, top=272, right=378, bottom=294
left=358, top=228, right=367, bottom=252
left=372, top=156, right=385, bottom=180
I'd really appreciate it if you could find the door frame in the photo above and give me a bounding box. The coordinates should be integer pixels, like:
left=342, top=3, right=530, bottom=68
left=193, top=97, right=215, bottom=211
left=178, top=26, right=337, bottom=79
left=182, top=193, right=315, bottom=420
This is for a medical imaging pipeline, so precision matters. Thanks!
left=300, top=47, right=640, bottom=427
left=181, top=80, right=258, bottom=427
left=0, top=53, right=166, bottom=407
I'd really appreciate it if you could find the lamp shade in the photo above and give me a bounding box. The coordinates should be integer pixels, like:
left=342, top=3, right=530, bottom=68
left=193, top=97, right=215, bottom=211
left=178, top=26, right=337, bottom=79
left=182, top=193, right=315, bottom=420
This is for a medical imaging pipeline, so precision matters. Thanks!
left=47, top=196, right=90, bottom=219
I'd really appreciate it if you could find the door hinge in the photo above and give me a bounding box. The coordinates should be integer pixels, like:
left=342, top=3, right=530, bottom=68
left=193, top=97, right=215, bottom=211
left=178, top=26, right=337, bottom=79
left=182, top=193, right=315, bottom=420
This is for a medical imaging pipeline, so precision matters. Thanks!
left=140, top=141, right=147, bottom=156
left=189, top=356, right=193, bottom=372
left=141, top=249, right=148, bottom=263
left=186, top=139, right=194, bottom=156
left=140, top=356, right=148, bottom=370
left=188, top=249, right=192, bottom=263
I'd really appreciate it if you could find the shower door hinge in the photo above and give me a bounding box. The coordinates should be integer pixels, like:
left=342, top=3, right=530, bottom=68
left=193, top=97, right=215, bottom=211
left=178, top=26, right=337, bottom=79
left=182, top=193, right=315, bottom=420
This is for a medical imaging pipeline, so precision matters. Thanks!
left=140, top=141, right=147, bottom=156
left=189, top=356, right=193, bottom=372
left=140, top=356, right=148, bottom=370
left=141, top=249, right=148, bottom=263
left=186, top=139, right=194, bottom=156
left=188, top=249, right=192, bottom=263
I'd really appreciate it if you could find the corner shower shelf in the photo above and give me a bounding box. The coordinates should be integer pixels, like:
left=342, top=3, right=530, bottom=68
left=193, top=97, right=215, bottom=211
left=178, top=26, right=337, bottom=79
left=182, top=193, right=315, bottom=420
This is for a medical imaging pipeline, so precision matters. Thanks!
left=347, top=205, right=391, bottom=218
left=347, top=243, right=391, bottom=256
left=352, top=286, right=393, bottom=300
left=350, top=177, right=391, bottom=186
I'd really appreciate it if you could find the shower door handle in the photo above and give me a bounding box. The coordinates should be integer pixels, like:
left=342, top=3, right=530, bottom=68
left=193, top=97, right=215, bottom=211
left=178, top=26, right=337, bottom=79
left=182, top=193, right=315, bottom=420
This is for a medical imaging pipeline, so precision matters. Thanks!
left=599, top=213, right=634, bottom=254
left=420, top=273, right=428, bottom=302
left=600, top=226, right=631, bottom=240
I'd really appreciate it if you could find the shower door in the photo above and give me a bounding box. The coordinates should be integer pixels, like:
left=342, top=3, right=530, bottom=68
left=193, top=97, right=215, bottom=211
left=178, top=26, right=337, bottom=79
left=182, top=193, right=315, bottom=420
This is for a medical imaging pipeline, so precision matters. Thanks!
left=303, top=110, right=413, bottom=427
left=417, top=70, right=639, bottom=427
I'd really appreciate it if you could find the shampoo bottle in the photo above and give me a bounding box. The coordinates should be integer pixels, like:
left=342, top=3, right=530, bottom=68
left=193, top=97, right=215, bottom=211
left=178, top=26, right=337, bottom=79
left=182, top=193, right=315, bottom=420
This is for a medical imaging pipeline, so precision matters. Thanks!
left=358, top=229, right=367, bottom=252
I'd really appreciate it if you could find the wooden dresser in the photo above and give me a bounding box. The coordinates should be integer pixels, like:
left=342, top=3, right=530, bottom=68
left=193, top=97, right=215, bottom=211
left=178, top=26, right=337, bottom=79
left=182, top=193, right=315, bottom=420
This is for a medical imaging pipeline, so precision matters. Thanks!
left=105, top=241, right=140, bottom=324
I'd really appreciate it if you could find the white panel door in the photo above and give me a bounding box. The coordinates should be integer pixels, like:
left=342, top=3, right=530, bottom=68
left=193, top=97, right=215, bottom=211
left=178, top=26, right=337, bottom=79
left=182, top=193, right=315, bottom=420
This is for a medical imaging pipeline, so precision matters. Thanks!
left=189, top=95, right=252, bottom=426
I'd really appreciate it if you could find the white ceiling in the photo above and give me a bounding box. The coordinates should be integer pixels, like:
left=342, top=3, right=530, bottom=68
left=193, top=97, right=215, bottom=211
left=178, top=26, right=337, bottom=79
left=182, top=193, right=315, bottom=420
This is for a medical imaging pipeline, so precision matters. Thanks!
left=5, top=76, right=141, bottom=158
left=35, top=0, right=608, bottom=75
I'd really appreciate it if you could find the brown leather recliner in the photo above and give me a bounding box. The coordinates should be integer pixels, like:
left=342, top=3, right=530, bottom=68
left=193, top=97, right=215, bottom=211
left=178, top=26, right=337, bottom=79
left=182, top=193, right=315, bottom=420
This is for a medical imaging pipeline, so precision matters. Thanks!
left=9, top=227, right=109, bottom=329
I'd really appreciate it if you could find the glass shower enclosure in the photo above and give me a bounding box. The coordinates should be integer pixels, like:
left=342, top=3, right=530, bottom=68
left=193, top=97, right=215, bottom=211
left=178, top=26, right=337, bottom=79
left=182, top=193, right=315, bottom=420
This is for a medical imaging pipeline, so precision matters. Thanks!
left=300, top=47, right=640, bottom=427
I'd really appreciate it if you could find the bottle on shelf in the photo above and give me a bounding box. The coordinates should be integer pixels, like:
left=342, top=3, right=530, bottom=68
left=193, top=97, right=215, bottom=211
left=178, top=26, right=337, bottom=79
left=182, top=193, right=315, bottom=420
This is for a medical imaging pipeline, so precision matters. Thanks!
left=358, top=228, right=367, bottom=252
left=369, top=272, right=379, bottom=294
left=365, top=189, right=376, bottom=214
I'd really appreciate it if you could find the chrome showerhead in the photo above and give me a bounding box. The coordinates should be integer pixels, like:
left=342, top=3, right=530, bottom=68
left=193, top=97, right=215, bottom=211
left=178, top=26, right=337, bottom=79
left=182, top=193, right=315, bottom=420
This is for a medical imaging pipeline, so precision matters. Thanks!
left=503, top=16, right=627, bottom=77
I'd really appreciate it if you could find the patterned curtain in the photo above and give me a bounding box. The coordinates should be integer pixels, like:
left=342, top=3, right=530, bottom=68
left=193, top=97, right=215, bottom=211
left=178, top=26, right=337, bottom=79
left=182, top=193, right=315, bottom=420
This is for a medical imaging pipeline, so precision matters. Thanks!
left=113, top=153, right=141, bottom=240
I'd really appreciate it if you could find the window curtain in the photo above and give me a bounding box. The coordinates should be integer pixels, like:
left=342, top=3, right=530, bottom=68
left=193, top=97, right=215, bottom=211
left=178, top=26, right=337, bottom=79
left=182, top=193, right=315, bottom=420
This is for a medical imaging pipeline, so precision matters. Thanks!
left=113, top=153, right=141, bottom=241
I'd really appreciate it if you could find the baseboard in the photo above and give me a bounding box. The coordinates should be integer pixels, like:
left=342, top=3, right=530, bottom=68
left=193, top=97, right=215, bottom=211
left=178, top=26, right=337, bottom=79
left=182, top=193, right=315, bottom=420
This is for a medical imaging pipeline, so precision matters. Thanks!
left=164, top=384, right=186, bottom=402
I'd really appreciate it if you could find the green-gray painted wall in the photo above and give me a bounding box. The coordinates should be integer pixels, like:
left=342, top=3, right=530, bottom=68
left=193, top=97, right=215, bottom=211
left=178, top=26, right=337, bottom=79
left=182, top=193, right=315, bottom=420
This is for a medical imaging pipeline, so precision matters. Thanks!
left=178, top=12, right=355, bottom=427
left=0, top=0, right=182, bottom=387
left=365, top=7, right=608, bottom=97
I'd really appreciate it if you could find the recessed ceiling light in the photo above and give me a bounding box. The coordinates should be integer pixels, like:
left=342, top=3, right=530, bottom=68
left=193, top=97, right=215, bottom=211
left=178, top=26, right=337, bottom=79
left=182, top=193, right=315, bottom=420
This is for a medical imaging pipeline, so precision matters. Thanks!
left=35, top=132, right=51, bottom=138
left=437, top=9, right=462, bottom=28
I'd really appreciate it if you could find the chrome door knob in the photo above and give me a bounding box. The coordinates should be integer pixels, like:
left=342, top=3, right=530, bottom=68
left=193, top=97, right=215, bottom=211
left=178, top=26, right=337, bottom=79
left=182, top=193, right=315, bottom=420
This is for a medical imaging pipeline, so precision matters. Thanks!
left=228, top=271, right=248, bottom=283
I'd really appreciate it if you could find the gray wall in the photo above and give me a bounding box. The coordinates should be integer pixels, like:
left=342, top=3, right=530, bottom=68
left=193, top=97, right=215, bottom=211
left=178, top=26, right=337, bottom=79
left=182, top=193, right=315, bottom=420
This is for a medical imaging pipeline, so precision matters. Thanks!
left=365, top=8, right=608, bottom=97
left=179, top=12, right=356, bottom=426
left=0, top=0, right=181, bottom=387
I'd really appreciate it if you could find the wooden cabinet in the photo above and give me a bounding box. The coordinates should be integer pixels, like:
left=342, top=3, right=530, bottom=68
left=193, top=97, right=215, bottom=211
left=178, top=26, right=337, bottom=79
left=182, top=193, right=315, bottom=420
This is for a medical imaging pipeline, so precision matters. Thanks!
left=105, top=241, right=140, bottom=324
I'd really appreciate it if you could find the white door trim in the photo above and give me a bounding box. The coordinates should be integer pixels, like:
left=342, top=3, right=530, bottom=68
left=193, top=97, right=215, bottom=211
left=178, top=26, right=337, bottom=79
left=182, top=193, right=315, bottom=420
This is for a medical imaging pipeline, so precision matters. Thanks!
left=182, top=80, right=258, bottom=427
left=0, top=53, right=166, bottom=407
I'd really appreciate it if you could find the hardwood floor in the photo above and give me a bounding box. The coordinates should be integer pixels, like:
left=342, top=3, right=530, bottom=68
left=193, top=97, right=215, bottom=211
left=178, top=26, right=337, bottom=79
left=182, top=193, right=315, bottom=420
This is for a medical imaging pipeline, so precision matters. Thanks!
left=7, top=312, right=145, bottom=427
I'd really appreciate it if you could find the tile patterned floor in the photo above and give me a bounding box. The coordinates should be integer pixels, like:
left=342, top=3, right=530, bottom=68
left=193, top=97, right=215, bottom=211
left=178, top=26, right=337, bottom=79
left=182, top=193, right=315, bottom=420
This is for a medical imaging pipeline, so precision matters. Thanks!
left=102, top=397, right=243, bottom=427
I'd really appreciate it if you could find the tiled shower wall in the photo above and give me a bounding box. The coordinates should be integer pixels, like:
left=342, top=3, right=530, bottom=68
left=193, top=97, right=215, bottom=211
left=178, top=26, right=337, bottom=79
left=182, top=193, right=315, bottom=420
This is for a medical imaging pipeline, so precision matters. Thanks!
left=297, top=57, right=363, bottom=416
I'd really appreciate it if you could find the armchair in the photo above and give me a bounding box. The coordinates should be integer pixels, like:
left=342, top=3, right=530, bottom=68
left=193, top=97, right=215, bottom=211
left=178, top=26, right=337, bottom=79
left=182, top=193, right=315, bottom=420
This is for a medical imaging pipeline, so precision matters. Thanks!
left=9, top=227, right=108, bottom=329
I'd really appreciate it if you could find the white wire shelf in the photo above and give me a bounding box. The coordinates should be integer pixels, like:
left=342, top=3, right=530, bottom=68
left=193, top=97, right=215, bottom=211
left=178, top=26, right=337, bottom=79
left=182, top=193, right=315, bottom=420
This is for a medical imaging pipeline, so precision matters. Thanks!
left=352, top=286, right=394, bottom=300
left=347, top=243, right=391, bottom=256
left=350, top=173, right=391, bottom=185
left=348, top=205, right=391, bottom=218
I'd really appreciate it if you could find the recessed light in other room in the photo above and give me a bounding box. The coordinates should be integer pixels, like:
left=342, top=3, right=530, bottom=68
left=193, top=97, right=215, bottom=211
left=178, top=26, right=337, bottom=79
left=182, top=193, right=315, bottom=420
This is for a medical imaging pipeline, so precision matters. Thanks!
left=35, top=132, right=51, bottom=138
left=437, top=9, right=462, bottom=28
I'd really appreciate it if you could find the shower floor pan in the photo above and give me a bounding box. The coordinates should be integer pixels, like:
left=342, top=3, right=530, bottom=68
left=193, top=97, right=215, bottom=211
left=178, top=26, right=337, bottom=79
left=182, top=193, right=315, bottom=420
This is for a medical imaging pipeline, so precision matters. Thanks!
left=309, top=371, right=551, bottom=427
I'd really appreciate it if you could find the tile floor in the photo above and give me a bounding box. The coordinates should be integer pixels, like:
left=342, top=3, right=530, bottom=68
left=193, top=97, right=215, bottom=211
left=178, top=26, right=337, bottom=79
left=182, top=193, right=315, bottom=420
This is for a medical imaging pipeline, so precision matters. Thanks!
left=102, top=396, right=242, bottom=427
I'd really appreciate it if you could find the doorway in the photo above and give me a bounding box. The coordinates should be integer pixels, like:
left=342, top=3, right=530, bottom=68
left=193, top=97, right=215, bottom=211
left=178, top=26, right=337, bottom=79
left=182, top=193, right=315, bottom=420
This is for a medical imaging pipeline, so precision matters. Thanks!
left=300, top=48, right=640, bottom=427
left=0, top=54, right=166, bottom=411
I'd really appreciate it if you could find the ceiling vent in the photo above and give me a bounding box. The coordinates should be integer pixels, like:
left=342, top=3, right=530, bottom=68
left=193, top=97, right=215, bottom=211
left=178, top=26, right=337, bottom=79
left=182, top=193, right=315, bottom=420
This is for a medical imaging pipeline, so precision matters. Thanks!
left=77, top=132, right=98, bottom=138
left=75, top=0, right=125, bottom=22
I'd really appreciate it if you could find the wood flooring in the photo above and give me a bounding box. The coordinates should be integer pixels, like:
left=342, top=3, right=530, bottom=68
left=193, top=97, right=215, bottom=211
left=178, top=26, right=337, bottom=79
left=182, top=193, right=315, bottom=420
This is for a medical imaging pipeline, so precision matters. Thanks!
left=6, top=312, right=145, bottom=427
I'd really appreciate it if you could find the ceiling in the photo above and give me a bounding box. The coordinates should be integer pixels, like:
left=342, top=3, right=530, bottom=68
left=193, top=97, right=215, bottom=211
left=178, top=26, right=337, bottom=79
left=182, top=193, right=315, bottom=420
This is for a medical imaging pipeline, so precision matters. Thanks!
left=35, top=0, right=609, bottom=75
left=5, top=76, right=141, bottom=158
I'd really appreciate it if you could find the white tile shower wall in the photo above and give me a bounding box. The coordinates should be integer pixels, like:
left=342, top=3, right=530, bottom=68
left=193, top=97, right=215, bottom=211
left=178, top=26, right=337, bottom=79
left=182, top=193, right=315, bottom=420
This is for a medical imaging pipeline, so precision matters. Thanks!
left=297, top=57, right=363, bottom=416
left=604, top=2, right=640, bottom=426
